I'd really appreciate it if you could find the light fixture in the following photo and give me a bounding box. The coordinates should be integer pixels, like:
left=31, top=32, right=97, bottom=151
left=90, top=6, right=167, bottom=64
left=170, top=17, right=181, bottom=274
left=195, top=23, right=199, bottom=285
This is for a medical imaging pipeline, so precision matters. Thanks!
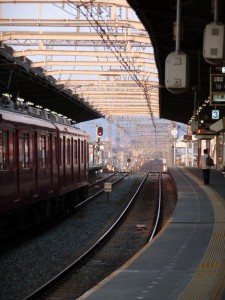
left=3, top=93, right=12, bottom=98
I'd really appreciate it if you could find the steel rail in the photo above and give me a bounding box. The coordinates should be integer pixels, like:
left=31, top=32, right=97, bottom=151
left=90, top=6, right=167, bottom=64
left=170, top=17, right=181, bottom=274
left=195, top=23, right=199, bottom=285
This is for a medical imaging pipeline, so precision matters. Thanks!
left=149, top=171, right=162, bottom=241
left=88, top=172, right=117, bottom=187
left=76, top=172, right=129, bottom=209
left=23, top=171, right=149, bottom=300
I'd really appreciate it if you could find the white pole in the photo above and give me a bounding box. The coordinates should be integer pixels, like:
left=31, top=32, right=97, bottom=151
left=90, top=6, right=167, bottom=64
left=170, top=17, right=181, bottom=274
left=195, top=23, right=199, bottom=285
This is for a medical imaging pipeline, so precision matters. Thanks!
left=191, top=142, right=194, bottom=166
left=185, top=142, right=188, bottom=166
left=171, top=128, right=178, bottom=166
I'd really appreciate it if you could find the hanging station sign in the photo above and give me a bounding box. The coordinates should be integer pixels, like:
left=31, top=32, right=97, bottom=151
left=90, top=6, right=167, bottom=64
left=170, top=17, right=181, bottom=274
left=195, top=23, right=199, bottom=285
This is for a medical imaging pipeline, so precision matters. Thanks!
left=210, top=74, right=225, bottom=106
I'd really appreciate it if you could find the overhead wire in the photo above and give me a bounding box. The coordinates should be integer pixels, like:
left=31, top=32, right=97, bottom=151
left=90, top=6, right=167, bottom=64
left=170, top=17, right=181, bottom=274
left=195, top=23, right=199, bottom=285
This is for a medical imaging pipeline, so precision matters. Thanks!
left=74, top=1, right=157, bottom=129
left=54, top=0, right=158, bottom=129
left=55, top=1, right=153, bottom=88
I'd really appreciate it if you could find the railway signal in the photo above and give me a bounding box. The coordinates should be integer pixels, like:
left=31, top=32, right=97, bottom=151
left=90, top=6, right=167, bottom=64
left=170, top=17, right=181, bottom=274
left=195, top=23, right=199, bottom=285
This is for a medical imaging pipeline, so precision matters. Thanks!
left=97, top=126, right=103, bottom=137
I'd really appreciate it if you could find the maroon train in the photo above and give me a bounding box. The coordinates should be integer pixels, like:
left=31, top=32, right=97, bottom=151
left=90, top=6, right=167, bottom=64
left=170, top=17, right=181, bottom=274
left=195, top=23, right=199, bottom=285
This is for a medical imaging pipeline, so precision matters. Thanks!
left=0, top=99, right=89, bottom=235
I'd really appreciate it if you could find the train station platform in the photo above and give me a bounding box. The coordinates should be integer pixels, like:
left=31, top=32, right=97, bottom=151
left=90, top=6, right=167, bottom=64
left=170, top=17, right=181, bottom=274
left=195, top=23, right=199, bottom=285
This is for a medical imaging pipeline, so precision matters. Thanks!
left=89, top=165, right=103, bottom=173
left=79, top=166, right=225, bottom=300
left=88, top=165, right=103, bottom=179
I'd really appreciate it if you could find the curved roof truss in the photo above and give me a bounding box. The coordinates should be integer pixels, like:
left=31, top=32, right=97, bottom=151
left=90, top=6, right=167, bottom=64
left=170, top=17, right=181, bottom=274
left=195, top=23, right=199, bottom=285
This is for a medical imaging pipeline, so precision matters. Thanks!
left=0, top=0, right=159, bottom=119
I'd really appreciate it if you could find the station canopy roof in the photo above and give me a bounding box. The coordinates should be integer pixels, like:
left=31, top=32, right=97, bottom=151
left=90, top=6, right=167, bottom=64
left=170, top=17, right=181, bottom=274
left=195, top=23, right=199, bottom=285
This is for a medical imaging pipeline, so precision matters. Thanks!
left=1, top=1, right=225, bottom=125
left=126, top=0, right=225, bottom=125
left=0, top=0, right=159, bottom=124
left=0, top=46, right=102, bottom=123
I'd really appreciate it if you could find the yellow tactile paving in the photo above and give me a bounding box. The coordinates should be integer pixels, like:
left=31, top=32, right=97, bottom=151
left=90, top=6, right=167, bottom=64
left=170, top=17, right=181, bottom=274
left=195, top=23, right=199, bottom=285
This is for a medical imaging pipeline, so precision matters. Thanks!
left=178, top=168, right=225, bottom=300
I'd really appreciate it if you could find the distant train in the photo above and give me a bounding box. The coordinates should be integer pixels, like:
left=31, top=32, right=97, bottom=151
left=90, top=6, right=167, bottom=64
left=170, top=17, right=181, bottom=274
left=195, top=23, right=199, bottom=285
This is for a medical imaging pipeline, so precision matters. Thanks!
left=0, top=97, right=89, bottom=236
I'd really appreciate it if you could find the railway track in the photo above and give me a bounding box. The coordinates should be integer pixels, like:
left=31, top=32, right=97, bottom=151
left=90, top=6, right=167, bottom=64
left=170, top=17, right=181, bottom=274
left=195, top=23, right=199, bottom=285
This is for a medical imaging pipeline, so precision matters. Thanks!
left=24, top=171, right=163, bottom=300
left=78, top=172, right=129, bottom=208
left=0, top=161, right=177, bottom=300
left=0, top=172, right=128, bottom=254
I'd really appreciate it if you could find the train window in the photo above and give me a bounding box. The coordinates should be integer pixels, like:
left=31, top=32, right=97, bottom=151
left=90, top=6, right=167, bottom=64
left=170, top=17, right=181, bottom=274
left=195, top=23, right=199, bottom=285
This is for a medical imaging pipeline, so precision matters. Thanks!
left=81, top=141, right=84, bottom=163
left=74, top=140, right=77, bottom=164
left=40, top=135, right=46, bottom=167
left=67, top=138, right=70, bottom=165
left=0, top=130, right=9, bottom=170
left=22, top=133, right=30, bottom=168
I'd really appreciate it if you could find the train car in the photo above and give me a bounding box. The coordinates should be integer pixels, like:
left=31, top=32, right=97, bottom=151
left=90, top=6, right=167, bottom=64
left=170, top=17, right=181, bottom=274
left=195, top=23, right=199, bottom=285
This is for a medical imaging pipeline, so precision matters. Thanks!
left=0, top=98, right=89, bottom=235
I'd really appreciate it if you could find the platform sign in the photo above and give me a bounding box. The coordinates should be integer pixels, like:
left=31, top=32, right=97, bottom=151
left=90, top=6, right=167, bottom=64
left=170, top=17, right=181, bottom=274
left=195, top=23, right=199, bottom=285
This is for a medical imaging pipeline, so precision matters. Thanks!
left=104, top=182, right=112, bottom=193
left=210, top=74, right=225, bottom=106
left=212, top=109, right=220, bottom=120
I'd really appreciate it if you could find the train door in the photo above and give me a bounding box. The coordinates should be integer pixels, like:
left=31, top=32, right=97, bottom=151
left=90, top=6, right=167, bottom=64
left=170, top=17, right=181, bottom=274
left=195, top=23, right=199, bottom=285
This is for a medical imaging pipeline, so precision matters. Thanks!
left=54, top=135, right=58, bottom=190
left=83, top=140, right=87, bottom=181
left=86, top=141, right=89, bottom=180
left=33, top=131, right=38, bottom=195
left=71, top=137, right=74, bottom=185
left=12, top=129, right=20, bottom=201
left=66, top=137, right=71, bottom=186
left=74, top=139, right=78, bottom=185
left=0, top=127, right=17, bottom=208
left=58, top=136, right=62, bottom=190
left=80, top=140, right=84, bottom=182
left=48, top=134, right=53, bottom=192
left=63, top=136, right=66, bottom=188
left=19, top=129, right=33, bottom=203
left=78, top=139, right=81, bottom=183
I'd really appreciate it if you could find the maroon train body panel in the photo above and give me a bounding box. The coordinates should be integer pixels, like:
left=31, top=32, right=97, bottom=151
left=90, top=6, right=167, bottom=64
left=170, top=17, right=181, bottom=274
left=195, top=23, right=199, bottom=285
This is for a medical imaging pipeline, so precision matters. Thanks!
left=0, top=106, right=89, bottom=216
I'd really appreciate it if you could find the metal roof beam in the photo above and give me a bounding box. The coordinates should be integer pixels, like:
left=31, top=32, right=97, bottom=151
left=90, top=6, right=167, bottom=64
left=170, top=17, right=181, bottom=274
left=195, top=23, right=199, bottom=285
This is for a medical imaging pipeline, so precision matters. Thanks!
left=0, top=19, right=145, bottom=30
left=1, top=0, right=130, bottom=7
left=0, top=0, right=160, bottom=118
left=1, top=32, right=151, bottom=44
left=13, top=50, right=155, bottom=60
left=31, top=60, right=156, bottom=68
left=45, top=70, right=158, bottom=77
left=57, top=80, right=158, bottom=86
left=79, top=90, right=158, bottom=95
left=87, top=102, right=158, bottom=105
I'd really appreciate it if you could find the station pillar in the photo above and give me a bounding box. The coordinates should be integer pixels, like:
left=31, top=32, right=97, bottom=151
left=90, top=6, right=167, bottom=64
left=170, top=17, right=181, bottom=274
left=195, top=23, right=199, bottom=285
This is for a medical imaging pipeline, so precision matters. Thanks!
left=197, top=140, right=201, bottom=167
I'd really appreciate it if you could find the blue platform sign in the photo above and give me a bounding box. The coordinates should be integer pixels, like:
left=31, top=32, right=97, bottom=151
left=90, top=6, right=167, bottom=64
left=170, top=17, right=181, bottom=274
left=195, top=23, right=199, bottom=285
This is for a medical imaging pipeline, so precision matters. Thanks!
left=212, top=110, right=219, bottom=120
